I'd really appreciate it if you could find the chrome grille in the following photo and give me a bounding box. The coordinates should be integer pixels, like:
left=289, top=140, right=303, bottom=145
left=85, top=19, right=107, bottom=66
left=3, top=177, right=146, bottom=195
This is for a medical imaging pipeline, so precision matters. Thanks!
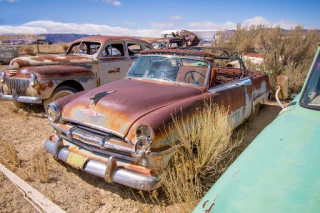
left=9, top=70, right=17, bottom=76
left=4, top=77, right=29, bottom=95
left=59, top=123, right=136, bottom=161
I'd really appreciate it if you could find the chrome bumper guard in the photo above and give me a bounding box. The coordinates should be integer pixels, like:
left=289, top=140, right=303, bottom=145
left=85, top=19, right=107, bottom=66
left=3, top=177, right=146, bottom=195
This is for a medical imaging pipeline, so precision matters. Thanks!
left=44, top=137, right=161, bottom=191
left=0, top=90, right=42, bottom=104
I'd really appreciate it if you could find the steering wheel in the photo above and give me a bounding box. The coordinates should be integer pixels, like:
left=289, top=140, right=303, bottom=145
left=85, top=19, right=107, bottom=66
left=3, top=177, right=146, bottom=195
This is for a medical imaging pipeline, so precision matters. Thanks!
left=184, top=70, right=205, bottom=85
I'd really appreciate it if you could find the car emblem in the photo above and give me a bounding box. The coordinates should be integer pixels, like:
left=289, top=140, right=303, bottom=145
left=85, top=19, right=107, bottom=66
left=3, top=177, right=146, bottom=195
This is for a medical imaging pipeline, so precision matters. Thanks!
left=89, top=90, right=116, bottom=105
left=79, top=108, right=104, bottom=117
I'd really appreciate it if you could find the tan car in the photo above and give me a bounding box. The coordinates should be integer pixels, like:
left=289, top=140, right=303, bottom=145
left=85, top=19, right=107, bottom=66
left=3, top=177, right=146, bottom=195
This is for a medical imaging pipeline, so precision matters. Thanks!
left=0, top=36, right=152, bottom=110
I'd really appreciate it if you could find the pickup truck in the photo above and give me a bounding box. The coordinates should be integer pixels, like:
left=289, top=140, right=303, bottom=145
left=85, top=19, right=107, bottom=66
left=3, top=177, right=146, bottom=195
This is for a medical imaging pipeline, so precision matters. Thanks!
left=194, top=44, right=320, bottom=212
left=0, top=36, right=152, bottom=110
left=0, top=47, right=19, bottom=64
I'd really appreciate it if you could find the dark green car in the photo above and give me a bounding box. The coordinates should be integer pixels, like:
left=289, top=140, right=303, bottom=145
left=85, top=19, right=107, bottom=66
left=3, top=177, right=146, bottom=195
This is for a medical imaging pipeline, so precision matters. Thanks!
left=194, top=44, right=320, bottom=213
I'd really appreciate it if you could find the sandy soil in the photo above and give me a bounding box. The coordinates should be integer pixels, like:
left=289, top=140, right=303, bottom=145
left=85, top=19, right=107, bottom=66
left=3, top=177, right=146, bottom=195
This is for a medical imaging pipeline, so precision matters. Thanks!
left=0, top=64, right=283, bottom=212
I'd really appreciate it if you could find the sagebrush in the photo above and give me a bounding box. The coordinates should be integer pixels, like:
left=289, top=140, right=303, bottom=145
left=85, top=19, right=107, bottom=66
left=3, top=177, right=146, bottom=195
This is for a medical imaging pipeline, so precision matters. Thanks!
left=216, top=25, right=320, bottom=96
left=160, top=101, right=242, bottom=212
left=0, top=140, right=20, bottom=170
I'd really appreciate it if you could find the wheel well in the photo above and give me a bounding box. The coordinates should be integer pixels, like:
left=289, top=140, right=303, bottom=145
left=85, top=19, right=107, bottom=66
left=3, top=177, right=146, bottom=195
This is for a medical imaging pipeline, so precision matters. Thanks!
left=56, top=80, right=84, bottom=92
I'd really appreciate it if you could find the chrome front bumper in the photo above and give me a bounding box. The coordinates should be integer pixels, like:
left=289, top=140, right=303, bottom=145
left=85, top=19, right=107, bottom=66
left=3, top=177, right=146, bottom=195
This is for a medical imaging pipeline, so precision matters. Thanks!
left=44, top=136, right=161, bottom=191
left=0, top=90, right=42, bottom=104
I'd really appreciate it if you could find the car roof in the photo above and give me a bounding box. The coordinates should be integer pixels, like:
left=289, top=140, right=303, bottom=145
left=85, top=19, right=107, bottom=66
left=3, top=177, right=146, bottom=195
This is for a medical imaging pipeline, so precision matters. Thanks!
left=151, top=37, right=185, bottom=42
left=73, top=36, right=150, bottom=44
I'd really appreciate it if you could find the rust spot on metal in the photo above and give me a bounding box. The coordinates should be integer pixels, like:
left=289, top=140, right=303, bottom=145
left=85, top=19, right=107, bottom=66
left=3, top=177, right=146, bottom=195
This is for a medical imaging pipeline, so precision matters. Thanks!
left=150, top=145, right=172, bottom=152
left=205, top=202, right=215, bottom=212
left=202, top=200, right=209, bottom=208
left=141, top=48, right=215, bottom=58
left=47, top=81, right=54, bottom=88
left=108, top=67, right=120, bottom=74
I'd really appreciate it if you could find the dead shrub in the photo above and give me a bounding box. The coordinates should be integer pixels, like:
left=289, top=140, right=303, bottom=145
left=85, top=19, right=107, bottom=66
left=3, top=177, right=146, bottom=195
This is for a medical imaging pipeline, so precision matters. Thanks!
left=0, top=140, right=20, bottom=170
left=160, top=101, right=242, bottom=212
left=37, top=151, right=50, bottom=183
left=20, top=150, right=50, bottom=183
left=19, top=45, right=37, bottom=56
left=61, top=43, right=69, bottom=52
left=217, top=25, right=320, bottom=96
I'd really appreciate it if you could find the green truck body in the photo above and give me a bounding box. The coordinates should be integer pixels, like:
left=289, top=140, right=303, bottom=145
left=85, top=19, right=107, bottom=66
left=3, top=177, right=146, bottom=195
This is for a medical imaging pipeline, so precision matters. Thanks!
left=194, top=44, right=320, bottom=213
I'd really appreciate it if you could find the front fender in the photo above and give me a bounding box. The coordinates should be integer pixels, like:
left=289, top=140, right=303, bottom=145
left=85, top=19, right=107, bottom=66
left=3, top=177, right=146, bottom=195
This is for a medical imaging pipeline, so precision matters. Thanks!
left=18, top=65, right=96, bottom=100
left=126, top=93, right=215, bottom=148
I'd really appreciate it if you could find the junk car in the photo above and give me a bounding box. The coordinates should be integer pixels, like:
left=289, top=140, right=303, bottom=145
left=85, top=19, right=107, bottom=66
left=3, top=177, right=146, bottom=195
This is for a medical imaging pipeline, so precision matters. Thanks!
left=193, top=45, right=320, bottom=212
left=0, top=36, right=152, bottom=110
left=151, top=37, right=187, bottom=49
left=44, top=48, right=270, bottom=190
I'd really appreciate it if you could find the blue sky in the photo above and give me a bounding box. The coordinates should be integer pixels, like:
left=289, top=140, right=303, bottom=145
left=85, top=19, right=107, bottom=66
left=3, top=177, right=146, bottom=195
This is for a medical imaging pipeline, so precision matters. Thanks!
left=0, top=0, right=319, bottom=37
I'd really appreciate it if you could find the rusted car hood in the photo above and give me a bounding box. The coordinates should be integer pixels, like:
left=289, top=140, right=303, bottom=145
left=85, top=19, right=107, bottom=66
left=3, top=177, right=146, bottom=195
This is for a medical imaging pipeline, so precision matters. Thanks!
left=9, top=55, right=94, bottom=70
left=60, top=79, right=202, bottom=137
left=13, top=65, right=94, bottom=78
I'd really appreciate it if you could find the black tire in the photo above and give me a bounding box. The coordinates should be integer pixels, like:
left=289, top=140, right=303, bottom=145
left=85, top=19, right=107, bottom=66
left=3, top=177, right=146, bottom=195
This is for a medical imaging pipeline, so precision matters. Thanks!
left=13, top=101, right=28, bottom=109
left=248, top=103, right=261, bottom=121
left=43, top=85, right=78, bottom=113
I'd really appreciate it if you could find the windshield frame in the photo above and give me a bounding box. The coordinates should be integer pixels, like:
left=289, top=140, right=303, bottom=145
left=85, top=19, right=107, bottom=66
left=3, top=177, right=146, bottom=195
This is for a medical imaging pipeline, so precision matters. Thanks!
left=125, top=55, right=211, bottom=87
left=299, top=51, right=320, bottom=111
left=66, top=40, right=102, bottom=56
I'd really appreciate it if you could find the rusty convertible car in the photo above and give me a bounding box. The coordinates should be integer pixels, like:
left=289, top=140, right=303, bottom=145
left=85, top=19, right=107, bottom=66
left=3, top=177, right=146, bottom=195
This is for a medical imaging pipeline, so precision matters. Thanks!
left=44, top=49, right=270, bottom=190
left=0, top=36, right=152, bottom=110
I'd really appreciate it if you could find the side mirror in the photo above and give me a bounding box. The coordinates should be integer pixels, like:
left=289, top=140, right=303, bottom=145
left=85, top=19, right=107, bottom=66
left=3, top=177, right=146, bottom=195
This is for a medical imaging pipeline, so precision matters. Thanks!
left=276, top=75, right=289, bottom=99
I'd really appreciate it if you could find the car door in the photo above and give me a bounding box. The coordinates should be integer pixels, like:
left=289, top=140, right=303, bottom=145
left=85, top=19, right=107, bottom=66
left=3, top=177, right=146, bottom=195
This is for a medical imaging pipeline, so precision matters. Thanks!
left=97, top=41, right=131, bottom=86
left=126, top=41, right=152, bottom=66
left=208, top=77, right=253, bottom=128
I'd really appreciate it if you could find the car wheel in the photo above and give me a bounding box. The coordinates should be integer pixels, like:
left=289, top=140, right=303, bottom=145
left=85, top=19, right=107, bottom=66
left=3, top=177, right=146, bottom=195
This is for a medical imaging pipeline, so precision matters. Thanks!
left=43, top=85, right=78, bottom=113
left=13, top=101, right=28, bottom=109
left=248, top=103, right=261, bottom=120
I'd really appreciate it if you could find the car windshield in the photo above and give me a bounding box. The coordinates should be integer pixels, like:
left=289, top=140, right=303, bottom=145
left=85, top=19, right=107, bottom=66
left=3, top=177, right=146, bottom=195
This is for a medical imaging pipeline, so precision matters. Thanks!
left=126, top=56, right=209, bottom=86
left=300, top=53, right=320, bottom=109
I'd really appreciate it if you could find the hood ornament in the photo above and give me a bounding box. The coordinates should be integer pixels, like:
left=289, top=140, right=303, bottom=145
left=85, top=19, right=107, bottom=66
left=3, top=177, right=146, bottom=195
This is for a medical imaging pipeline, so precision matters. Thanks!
left=89, top=90, right=116, bottom=105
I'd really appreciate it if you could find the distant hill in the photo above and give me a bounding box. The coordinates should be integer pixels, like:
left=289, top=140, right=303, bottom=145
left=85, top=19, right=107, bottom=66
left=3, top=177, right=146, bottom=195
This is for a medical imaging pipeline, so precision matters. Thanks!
left=40, top=34, right=90, bottom=44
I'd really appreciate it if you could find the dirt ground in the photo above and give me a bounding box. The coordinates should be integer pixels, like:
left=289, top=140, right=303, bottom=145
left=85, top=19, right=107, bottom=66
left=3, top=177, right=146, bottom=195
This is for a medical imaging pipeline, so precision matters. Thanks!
left=0, top=64, right=283, bottom=212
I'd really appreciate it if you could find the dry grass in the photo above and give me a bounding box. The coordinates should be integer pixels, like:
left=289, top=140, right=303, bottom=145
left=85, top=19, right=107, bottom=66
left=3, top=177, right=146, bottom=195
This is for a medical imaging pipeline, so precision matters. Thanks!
left=37, top=151, right=50, bottom=183
left=18, top=45, right=37, bottom=56
left=216, top=25, right=320, bottom=96
left=160, top=101, right=242, bottom=212
left=21, top=150, right=51, bottom=183
left=0, top=140, right=20, bottom=170
left=61, top=43, right=69, bottom=52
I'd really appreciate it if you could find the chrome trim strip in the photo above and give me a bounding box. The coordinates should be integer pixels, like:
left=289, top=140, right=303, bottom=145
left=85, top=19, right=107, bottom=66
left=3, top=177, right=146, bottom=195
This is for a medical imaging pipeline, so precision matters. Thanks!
left=60, top=135, right=136, bottom=162
left=0, top=90, right=42, bottom=103
left=44, top=139, right=161, bottom=190
left=51, top=122, right=134, bottom=154
left=0, top=91, right=13, bottom=101
left=208, top=77, right=252, bottom=93
left=61, top=117, right=130, bottom=143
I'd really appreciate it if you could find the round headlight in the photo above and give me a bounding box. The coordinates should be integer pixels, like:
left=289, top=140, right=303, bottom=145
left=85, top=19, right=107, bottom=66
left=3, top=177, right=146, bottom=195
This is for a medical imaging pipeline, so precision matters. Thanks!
left=140, top=157, right=149, bottom=167
left=47, top=103, right=61, bottom=122
left=0, top=72, right=5, bottom=83
left=136, top=124, right=154, bottom=140
left=29, top=73, right=38, bottom=87
left=134, top=124, right=154, bottom=158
